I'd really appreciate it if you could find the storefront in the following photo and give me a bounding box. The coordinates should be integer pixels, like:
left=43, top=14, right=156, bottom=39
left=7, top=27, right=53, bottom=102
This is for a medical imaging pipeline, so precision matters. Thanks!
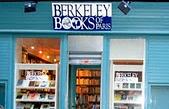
left=1, top=1, right=169, bottom=109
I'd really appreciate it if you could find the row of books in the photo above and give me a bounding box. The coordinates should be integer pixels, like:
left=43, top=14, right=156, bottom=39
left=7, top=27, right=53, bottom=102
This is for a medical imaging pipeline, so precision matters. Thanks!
left=16, top=92, right=55, bottom=101
left=76, top=95, right=100, bottom=104
left=77, top=70, right=100, bottom=77
left=114, top=82, right=142, bottom=89
left=76, top=104, right=100, bottom=109
left=17, top=80, right=55, bottom=88
left=76, top=78, right=100, bottom=85
left=76, top=86, right=100, bottom=94
left=16, top=103, right=55, bottom=109
left=114, top=91, right=142, bottom=101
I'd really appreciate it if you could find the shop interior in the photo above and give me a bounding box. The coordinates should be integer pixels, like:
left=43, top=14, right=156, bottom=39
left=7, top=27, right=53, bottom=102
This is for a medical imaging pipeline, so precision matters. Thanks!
left=16, top=38, right=60, bottom=64
left=15, top=38, right=60, bottom=109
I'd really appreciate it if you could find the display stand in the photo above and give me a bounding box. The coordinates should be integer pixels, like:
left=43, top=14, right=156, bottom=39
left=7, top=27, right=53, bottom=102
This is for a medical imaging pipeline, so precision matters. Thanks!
left=15, top=64, right=58, bottom=109
left=110, top=60, right=144, bottom=109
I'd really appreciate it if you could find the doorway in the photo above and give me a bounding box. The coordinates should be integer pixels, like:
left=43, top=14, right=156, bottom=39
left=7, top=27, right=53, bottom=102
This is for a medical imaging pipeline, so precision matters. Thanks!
left=69, top=65, right=101, bottom=109
left=68, top=36, right=103, bottom=109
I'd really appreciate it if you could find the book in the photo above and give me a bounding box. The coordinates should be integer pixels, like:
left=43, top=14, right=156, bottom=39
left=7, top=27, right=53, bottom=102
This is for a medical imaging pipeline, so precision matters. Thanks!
left=136, top=83, right=141, bottom=89
left=40, top=104, right=49, bottom=109
left=17, top=80, right=23, bottom=86
left=40, top=81, right=48, bottom=87
left=24, top=103, right=34, bottom=109
left=48, top=94, right=55, bottom=100
left=16, top=93, right=23, bottom=99
left=114, top=93, right=122, bottom=101
left=22, top=93, right=28, bottom=100
left=39, top=93, right=46, bottom=100
left=49, top=81, right=55, bottom=87
left=123, top=83, right=129, bottom=88
left=28, top=92, right=38, bottom=100
left=130, top=83, right=135, bottom=88
left=34, top=81, right=40, bottom=87
left=16, top=103, right=24, bottom=109
left=29, top=81, right=35, bottom=87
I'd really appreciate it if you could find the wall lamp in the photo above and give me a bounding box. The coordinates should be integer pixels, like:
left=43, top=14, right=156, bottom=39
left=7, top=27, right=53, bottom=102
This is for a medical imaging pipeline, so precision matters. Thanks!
left=118, top=0, right=131, bottom=15
left=24, top=0, right=38, bottom=13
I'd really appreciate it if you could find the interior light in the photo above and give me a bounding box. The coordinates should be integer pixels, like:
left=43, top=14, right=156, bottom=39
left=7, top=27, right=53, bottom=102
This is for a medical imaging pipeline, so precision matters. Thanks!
left=39, top=51, right=42, bottom=54
left=54, top=59, right=57, bottom=62
left=31, top=46, right=35, bottom=49
left=47, top=56, right=50, bottom=59
left=118, top=1, right=131, bottom=15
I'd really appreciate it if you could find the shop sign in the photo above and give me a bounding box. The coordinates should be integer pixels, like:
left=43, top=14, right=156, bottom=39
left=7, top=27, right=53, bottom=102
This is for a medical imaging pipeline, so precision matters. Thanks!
left=26, top=71, right=48, bottom=81
left=115, top=71, right=142, bottom=83
left=52, top=3, right=112, bottom=31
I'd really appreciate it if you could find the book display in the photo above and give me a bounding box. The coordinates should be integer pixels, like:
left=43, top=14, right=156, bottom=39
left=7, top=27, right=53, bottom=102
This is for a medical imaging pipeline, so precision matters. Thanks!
left=76, top=69, right=101, bottom=109
left=111, top=61, right=144, bottom=109
left=15, top=64, right=58, bottom=109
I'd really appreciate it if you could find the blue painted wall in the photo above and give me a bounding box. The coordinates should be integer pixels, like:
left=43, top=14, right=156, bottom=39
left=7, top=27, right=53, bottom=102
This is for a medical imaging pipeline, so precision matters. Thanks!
left=0, top=2, right=52, bottom=30
left=0, top=35, right=13, bottom=80
left=0, top=35, right=14, bottom=109
left=112, top=2, right=169, bottom=32
left=147, top=37, right=169, bottom=83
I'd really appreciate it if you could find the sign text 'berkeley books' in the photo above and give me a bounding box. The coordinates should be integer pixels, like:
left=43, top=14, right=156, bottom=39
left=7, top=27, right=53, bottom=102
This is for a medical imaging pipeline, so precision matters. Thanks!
left=52, top=3, right=112, bottom=31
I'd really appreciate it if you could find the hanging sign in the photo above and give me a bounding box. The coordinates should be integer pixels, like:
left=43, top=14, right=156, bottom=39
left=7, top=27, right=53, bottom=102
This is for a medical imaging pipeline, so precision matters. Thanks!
left=52, top=3, right=112, bottom=31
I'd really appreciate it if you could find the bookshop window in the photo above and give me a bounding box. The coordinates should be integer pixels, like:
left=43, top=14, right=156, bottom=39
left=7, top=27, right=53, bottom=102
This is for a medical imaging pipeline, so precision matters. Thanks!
left=109, top=39, right=145, bottom=109
left=15, top=38, right=60, bottom=109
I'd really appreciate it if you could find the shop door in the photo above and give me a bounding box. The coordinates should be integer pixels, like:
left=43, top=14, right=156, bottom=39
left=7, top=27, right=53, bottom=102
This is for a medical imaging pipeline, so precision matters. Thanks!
left=151, top=86, right=169, bottom=109
left=0, top=83, right=5, bottom=109
left=69, top=65, right=101, bottom=109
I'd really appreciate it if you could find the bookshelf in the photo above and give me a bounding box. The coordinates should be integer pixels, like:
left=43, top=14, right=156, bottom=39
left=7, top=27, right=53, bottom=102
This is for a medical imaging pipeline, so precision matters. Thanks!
left=76, top=69, right=101, bottom=109
left=15, top=64, right=58, bottom=109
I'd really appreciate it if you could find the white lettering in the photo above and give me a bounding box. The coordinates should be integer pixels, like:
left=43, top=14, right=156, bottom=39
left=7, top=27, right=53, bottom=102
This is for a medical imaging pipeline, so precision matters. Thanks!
left=54, top=17, right=62, bottom=29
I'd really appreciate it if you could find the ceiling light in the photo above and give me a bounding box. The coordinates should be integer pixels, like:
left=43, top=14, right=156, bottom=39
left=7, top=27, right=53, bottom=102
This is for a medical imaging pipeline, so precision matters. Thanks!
left=39, top=51, right=42, bottom=54
left=31, top=46, right=35, bottom=49
left=54, top=59, right=57, bottom=62
left=47, top=56, right=50, bottom=59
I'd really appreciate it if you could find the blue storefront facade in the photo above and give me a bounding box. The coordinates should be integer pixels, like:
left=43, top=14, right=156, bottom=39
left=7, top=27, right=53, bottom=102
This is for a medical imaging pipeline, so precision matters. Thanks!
left=1, top=2, right=169, bottom=109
